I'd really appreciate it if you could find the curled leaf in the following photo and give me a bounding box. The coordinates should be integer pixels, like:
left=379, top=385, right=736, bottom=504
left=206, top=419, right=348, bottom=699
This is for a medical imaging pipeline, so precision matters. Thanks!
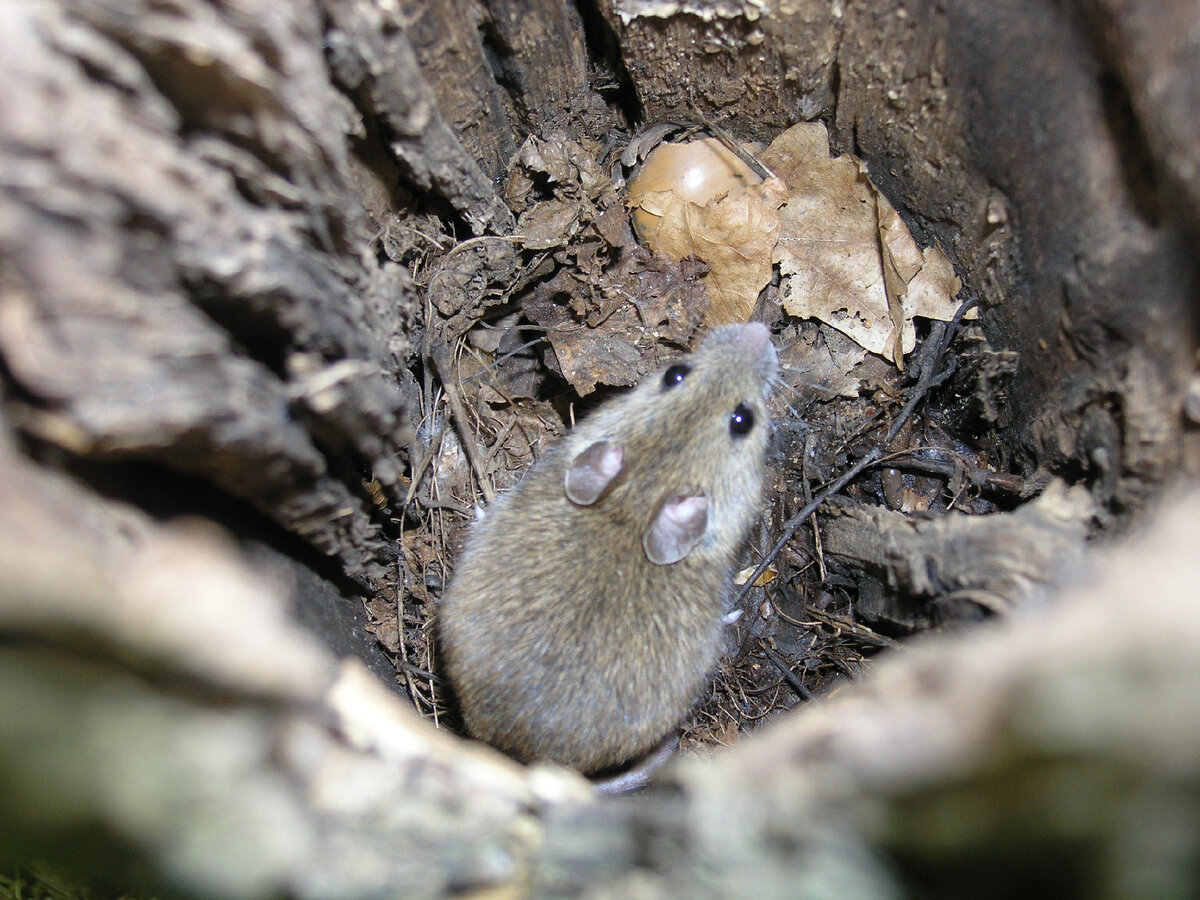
left=763, top=122, right=965, bottom=368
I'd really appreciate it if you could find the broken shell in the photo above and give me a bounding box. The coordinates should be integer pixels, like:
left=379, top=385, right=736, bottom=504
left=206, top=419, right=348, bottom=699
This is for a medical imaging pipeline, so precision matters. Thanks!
left=627, top=137, right=762, bottom=243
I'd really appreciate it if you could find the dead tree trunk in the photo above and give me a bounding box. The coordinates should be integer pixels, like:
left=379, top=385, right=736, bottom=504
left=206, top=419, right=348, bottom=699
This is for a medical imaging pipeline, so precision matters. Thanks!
left=1, top=0, right=1199, bottom=897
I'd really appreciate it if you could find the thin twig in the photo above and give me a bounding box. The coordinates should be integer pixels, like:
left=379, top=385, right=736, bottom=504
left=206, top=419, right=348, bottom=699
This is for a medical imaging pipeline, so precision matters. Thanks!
left=763, top=644, right=813, bottom=700
left=734, top=295, right=980, bottom=608
left=694, top=115, right=778, bottom=182
left=802, top=605, right=903, bottom=651
left=425, top=339, right=497, bottom=505
left=873, top=450, right=1026, bottom=495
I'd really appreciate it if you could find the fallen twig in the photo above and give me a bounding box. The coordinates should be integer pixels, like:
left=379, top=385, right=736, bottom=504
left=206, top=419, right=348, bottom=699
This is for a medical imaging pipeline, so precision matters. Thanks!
left=734, top=295, right=981, bottom=609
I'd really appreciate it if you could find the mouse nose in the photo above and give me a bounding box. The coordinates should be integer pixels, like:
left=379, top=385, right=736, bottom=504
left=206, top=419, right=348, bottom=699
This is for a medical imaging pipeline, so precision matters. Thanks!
left=736, top=321, right=770, bottom=353
left=734, top=322, right=778, bottom=379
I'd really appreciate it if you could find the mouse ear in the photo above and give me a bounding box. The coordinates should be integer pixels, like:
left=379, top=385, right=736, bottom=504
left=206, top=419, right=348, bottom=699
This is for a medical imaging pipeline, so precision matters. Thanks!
left=643, top=494, right=708, bottom=565
left=564, top=439, right=624, bottom=506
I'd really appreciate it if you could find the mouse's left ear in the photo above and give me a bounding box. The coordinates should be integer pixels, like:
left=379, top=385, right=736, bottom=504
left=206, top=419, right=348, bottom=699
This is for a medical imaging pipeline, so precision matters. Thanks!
left=644, top=494, right=708, bottom=565
left=565, top=439, right=623, bottom=505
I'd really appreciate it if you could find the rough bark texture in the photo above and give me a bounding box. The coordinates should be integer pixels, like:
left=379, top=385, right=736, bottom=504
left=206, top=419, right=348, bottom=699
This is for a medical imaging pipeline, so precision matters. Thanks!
left=0, top=0, right=417, bottom=590
left=600, top=0, right=1199, bottom=511
left=819, top=481, right=1094, bottom=626
left=2, top=0, right=1199, bottom=896
left=325, top=0, right=517, bottom=236
left=4, top=425, right=1199, bottom=897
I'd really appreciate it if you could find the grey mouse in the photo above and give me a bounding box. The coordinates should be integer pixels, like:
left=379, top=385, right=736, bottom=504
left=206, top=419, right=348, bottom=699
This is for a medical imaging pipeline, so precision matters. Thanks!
left=438, top=322, right=778, bottom=776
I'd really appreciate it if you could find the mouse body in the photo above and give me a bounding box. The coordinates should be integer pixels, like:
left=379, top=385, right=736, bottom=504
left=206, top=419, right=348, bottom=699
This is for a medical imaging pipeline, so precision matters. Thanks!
left=438, top=322, right=777, bottom=774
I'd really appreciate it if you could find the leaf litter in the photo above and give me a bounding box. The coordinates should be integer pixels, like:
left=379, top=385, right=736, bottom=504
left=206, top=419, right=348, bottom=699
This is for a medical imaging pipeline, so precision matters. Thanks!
left=628, top=121, right=969, bottom=367
left=381, top=120, right=1046, bottom=772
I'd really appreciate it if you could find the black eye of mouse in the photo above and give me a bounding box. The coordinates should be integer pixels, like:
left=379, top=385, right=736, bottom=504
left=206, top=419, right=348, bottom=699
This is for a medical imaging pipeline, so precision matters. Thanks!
left=662, top=364, right=691, bottom=390
left=729, top=403, right=755, bottom=437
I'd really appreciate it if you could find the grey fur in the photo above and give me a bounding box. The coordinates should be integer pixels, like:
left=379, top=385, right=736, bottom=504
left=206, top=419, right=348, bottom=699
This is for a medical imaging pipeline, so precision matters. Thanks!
left=438, top=323, right=778, bottom=773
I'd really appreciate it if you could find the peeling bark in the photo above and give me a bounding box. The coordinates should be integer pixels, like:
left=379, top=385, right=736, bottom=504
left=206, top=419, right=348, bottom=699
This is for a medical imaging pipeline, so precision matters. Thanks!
left=0, top=0, right=415, bottom=587
left=1, top=0, right=1199, bottom=896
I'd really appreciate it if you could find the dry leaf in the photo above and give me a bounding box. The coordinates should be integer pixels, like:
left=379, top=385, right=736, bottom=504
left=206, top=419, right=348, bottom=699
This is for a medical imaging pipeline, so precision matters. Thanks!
left=646, top=178, right=786, bottom=325
left=515, top=199, right=581, bottom=250
left=763, top=122, right=966, bottom=368
left=622, top=123, right=964, bottom=370
left=526, top=249, right=708, bottom=394
left=735, top=564, right=778, bottom=588
left=777, top=324, right=870, bottom=400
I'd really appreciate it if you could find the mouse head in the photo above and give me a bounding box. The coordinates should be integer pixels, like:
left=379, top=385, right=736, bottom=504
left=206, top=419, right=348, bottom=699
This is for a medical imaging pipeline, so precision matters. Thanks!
left=563, top=323, right=778, bottom=565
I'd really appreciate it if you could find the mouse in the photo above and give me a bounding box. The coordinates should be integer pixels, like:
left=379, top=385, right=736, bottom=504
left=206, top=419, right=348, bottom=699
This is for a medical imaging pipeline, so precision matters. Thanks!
left=438, top=322, right=778, bottom=778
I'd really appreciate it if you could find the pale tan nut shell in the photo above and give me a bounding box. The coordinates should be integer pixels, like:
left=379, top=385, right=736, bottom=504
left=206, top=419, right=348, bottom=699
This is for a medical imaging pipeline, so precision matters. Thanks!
left=628, top=137, right=762, bottom=244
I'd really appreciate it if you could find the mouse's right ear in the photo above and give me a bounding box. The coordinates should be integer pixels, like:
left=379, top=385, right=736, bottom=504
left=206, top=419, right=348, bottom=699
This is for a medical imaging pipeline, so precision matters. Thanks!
left=564, top=439, right=624, bottom=505
left=643, top=494, right=708, bottom=565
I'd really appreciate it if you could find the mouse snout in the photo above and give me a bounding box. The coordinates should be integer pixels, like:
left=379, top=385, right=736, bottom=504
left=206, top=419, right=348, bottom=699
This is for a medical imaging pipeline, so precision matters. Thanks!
left=733, top=321, right=778, bottom=379
left=736, top=321, right=770, bottom=351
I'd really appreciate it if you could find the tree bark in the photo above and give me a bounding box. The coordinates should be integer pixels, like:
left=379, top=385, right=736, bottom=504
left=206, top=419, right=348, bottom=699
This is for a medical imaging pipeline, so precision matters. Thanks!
left=2, top=0, right=1199, bottom=896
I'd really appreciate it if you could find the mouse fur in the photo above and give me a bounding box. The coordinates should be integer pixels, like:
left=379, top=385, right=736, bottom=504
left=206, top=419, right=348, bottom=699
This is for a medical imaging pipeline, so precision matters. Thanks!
left=438, top=322, right=778, bottom=774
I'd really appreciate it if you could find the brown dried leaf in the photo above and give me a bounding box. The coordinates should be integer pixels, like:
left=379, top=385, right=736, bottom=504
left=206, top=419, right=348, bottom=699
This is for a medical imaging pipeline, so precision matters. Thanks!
left=763, top=122, right=965, bottom=368
left=776, top=324, right=869, bottom=400
left=646, top=178, right=787, bottom=326
left=526, top=249, right=708, bottom=394
left=512, top=130, right=618, bottom=208
left=363, top=594, right=401, bottom=654
left=906, top=242, right=966, bottom=325
left=475, top=392, right=559, bottom=480
left=515, top=199, right=580, bottom=250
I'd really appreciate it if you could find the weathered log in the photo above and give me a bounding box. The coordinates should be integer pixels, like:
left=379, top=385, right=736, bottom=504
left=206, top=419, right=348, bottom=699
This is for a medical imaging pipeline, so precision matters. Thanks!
left=819, top=481, right=1094, bottom=626
left=4, top=422, right=1200, bottom=897
left=1, top=0, right=1199, bottom=896
left=0, top=0, right=416, bottom=587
